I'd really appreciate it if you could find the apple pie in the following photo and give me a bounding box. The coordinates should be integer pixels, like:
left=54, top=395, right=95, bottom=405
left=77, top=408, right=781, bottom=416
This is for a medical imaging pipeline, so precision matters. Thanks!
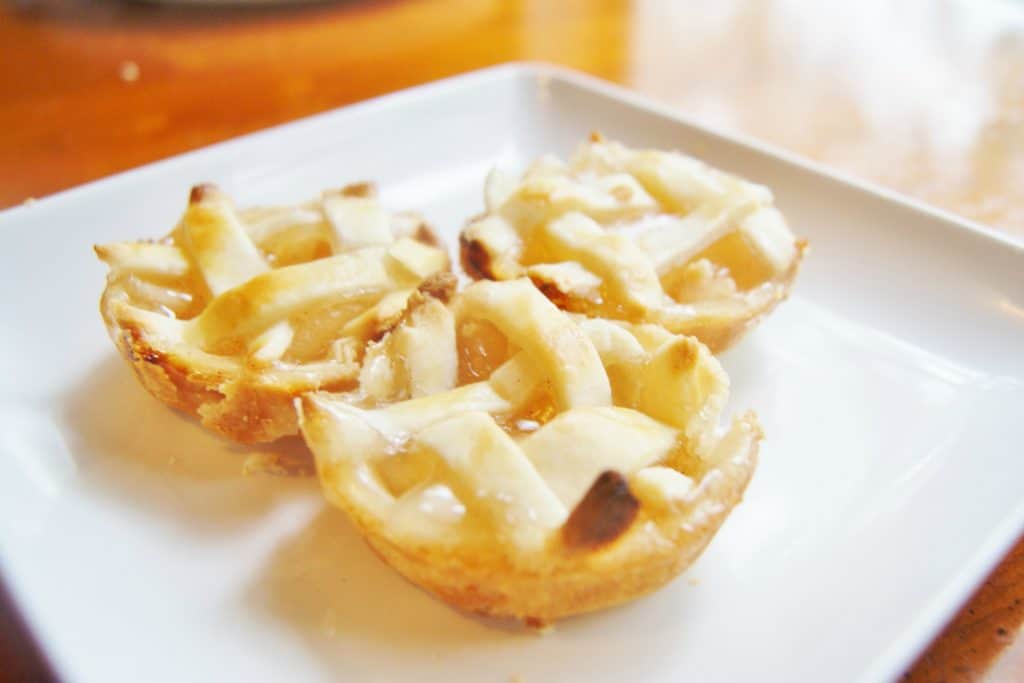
left=460, top=134, right=807, bottom=352
left=299, top=278, right=761, bottom=622
left=95, top=183, right=451, bottom=443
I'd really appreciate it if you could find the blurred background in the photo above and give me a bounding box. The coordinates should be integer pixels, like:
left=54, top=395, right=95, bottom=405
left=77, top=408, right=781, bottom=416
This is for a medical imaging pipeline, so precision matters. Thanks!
left=3, top=0, right=1024, bottom=240
left=2, top=0, right=1023, bottom=680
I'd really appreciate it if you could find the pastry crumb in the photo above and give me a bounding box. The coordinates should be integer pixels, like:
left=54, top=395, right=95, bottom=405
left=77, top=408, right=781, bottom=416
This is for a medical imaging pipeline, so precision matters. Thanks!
left=119, top=60, right=140, bottom=83
left=242, top=451, right=316, bottom=477
left=524, top=617, right=553, bottom=634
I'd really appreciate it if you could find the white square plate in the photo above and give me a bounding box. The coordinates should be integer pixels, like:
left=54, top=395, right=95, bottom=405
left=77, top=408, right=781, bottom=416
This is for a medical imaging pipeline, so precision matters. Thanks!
left=2, top=64, right=1022, bottom=683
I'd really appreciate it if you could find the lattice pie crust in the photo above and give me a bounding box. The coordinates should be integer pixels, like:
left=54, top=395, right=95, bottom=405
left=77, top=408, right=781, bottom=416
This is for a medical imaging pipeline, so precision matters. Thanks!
left=96, top=183, right=451, bottom=443
left=460, top=134, right=806, bottom=352
left=300, top=279, right=760, bottom=621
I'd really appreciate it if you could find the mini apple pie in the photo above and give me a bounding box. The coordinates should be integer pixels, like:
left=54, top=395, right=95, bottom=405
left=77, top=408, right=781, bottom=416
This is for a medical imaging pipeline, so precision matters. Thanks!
left=460, top=134, right=807, bottom=352
left=299, top=278, right=761, bottom=622
left=95, top=183, right=451, bottom=443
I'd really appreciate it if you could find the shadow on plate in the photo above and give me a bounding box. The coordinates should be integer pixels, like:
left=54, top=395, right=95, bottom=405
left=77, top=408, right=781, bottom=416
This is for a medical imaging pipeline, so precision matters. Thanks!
left=246, top=503, right=707, bottom=679
left=247, top=505, right=527, bottom=674
left=60, top=355, right=691, bottom=672
left=60, top=353, right=318, bottom=533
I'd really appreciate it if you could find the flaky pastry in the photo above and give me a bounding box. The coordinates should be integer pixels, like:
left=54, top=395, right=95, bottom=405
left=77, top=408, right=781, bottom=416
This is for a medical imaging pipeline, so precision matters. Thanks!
left=96, top=183, right=451, bottom=443
left=299, top=278, right=761, bottom=622
left=460, top=134, right=807, bottom=352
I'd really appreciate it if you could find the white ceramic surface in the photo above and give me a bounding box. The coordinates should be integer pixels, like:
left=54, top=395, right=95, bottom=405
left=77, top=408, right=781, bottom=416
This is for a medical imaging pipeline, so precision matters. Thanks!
left=1, top=64, right=1022, bottom=683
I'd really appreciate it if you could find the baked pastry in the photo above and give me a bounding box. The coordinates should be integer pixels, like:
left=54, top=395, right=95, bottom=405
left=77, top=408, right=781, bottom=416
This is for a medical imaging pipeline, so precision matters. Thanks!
left=95, top=183, right=451, bottom=443
left=460, top=134, right=807, bottom=352
left=299, top=278, right=761, bottom=622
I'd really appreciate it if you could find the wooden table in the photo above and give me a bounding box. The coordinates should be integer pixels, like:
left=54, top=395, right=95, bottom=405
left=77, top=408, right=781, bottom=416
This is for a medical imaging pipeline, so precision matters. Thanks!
left=2, top=0, right=1022, bottom=679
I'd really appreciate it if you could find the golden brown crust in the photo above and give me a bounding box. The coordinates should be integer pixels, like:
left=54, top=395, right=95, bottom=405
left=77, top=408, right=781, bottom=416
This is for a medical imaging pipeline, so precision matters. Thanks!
left=526, top=274, right=591, bottom=314
left=301, top=281, right=762, bottom=621
left=676, top=239, right=808, bottom=354
left=354, top=272, right=458, bottom=344
left=562, top=470, right=640, bottom=551
left=525, top=238, right=807, bottom=354
left=415, top=270, right=457, bottom=304
left=96, top=182, right=448, bottom=444
left=316, top=413, right=759, bottom=621
left=459, top=231, right=495, bottom=280
left=339, top=182, right=375, bottom=198
left=460, top=137, right=807, bottom=353
left=106, top=310, right=355, bottom=443
left=189, top=183, right=217, bottom=204
left=412, top=222, right=443, bottom=249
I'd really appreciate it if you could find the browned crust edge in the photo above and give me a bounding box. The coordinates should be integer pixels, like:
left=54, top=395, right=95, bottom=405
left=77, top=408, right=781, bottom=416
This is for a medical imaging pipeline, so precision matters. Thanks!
left=459, top=231, right=496, bottom=281
left=99, top=272, right=358, bottom=443
left=95, top=188, right=452, bottom=443
left=689, top=238, right=809, bottom=353
left=315, top=419, right=760, bottom=622
left=562, top=470, right=640, bottom=551
left=99, top=268, right=455, bottom=444
left=111, top=321, right=353, bottom=444
left=458, top=205, right=808, bottom=353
